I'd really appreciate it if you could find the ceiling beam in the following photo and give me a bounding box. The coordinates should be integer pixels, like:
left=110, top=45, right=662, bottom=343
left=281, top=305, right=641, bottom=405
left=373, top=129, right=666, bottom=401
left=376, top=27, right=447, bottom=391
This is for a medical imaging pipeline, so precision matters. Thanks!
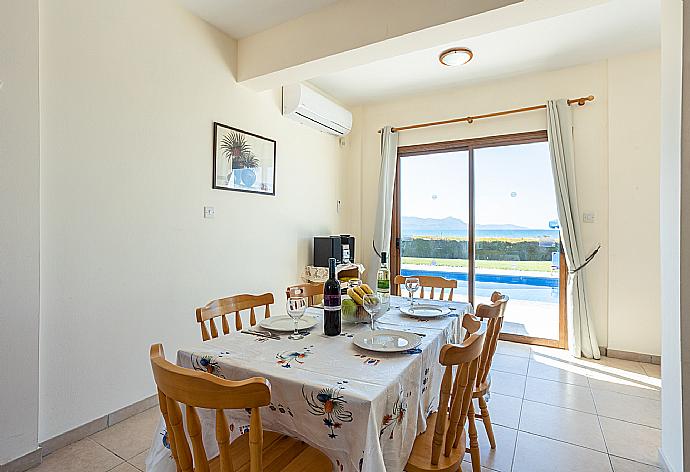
left=237, top=0, right=521, bottom=90
left=236, top=0, right=610, bottom=91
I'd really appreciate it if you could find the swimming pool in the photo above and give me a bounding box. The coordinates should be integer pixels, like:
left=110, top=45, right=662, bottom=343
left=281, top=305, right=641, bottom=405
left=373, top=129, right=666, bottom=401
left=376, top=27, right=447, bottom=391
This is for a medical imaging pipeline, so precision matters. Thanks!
left=400, top=268, right=559, bottom=303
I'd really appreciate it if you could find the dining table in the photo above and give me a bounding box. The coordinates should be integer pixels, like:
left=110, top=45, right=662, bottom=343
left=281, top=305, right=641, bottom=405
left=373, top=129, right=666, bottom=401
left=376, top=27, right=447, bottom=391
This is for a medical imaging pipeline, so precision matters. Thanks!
left=145, top=295, right=472, bottom=472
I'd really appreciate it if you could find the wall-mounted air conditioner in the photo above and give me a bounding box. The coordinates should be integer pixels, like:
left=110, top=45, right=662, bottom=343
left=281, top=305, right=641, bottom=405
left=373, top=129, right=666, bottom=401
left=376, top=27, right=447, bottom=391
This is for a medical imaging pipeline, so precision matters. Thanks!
left=282, top=83, right=352, bottom=136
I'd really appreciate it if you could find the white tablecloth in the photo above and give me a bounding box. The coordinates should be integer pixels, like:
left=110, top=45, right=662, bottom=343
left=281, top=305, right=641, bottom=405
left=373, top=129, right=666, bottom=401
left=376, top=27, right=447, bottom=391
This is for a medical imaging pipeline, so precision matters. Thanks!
left=146, top=297, right=471, bottom=472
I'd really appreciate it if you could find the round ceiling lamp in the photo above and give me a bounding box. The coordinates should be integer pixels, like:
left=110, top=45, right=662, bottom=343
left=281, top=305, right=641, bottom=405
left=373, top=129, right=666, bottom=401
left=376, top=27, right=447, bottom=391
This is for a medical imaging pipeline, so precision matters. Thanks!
left=439, top=47, right=473, bottom=67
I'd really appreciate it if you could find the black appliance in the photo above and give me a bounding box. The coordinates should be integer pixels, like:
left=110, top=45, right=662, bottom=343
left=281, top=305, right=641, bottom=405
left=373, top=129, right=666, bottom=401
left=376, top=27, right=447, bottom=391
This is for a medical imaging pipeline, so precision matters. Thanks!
left=314, top=235, right=355, bottom=267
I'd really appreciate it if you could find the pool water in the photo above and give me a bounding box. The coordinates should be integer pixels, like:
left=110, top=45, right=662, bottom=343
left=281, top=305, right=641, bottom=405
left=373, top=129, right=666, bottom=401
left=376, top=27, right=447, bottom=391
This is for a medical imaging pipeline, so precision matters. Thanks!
left=400, top=268, right=560, bottom=303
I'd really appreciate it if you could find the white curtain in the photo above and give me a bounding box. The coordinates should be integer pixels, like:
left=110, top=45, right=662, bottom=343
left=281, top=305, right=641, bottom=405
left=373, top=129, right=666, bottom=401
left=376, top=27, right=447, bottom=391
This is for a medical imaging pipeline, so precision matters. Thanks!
left=546, top=99, right=601, bottom=359
left=368, top=126, right=399, bottom=286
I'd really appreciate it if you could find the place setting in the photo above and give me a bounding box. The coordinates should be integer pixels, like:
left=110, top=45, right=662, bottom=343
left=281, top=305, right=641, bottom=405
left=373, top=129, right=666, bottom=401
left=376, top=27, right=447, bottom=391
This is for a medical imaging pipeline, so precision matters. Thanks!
left=241, top=295, right=318, bottom=340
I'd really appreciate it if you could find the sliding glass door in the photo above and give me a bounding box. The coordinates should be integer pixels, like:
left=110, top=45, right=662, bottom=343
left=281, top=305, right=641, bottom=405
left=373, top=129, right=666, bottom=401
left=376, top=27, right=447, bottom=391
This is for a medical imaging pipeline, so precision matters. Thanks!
left=391, top=132, right=567, bottom=347
left=398, top=150, right=470, bottom=299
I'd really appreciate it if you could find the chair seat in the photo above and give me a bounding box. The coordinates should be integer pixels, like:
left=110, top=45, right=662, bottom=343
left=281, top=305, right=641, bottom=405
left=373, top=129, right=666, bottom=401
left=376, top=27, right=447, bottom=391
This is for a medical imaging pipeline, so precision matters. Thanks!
left=473, top=373, right=491, bottom=398
left=209, top=430, right=332, bottom=472
left=405, top=411, right=467, bottom=472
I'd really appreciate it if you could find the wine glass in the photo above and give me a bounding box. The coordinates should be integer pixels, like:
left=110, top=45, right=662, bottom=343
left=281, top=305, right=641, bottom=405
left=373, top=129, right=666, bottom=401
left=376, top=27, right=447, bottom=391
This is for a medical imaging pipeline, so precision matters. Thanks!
left=286, top=296, right=307, bottom=340
left=405, top=277, right=420, bottom=309
left=362, top=294, right=383, bottom=331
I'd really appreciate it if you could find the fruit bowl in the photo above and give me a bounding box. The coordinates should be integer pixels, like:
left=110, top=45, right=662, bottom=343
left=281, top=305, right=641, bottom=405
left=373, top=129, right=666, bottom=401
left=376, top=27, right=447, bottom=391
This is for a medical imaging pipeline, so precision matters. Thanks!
left=342, top=298, right=369, bottom=324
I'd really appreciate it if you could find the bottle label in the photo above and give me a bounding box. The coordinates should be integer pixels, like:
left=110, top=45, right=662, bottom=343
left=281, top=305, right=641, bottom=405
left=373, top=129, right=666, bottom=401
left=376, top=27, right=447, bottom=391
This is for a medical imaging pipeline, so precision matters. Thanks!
left=377, top=279, right=390, bottom=291
left=324, top=294, right=341, bottom=310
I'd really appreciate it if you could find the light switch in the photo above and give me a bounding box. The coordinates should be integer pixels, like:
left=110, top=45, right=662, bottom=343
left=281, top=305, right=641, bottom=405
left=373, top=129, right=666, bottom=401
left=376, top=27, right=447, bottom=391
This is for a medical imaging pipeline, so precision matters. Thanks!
left=583, top=212, right=596, bottom=223
left=204, top=206, right=215, bottom=219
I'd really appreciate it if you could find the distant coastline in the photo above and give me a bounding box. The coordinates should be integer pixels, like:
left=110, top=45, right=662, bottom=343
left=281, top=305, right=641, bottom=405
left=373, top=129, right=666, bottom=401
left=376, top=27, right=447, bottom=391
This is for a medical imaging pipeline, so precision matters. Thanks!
left=402, top=229, right=560, bottom=239
left=402, top=216, right=559, bottom=239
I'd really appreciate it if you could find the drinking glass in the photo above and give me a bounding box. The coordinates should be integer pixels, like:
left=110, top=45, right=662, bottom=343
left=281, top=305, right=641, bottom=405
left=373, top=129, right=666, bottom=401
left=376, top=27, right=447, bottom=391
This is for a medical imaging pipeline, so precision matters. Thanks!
left=405, top=277, right=420, bottom=309
left=286, top=296, right=307, bottom=340
left=362, top=294, right=383, bottom=331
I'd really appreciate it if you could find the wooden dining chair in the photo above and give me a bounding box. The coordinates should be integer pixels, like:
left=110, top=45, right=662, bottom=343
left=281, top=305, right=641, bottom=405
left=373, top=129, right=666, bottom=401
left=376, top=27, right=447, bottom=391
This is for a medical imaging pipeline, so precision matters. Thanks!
left=196, top=293, right=274, bottom=341
left=406, top=315, right=485, bottom=472
left=285, top=282, right=323, bottom=307
left=150, top=344, right=332, bottom=472
left=393, top=274, right=457, bottom=301
left=466, top=291, right=509, bottom=471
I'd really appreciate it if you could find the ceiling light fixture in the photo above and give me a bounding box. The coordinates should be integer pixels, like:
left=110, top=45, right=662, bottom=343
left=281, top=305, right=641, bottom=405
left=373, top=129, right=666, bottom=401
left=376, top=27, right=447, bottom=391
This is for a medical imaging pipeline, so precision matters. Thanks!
left=439, top=47, right=473, bottom=67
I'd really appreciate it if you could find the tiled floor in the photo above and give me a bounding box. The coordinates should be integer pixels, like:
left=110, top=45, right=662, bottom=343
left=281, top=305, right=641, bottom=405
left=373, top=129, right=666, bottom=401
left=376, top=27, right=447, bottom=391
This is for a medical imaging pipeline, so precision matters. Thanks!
left=27, top=341, right=661, bottom=472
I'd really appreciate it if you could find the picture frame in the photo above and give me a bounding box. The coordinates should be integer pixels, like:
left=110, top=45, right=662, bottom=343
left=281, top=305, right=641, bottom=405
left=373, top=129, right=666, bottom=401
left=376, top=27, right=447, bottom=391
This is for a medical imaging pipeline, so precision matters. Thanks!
left=212, top=122, right=276, bottom=196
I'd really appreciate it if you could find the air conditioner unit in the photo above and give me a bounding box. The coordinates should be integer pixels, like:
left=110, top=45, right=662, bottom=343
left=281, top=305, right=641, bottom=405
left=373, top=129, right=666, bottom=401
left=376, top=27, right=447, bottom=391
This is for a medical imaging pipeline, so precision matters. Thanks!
left=282, top=83, right=352, bottom=136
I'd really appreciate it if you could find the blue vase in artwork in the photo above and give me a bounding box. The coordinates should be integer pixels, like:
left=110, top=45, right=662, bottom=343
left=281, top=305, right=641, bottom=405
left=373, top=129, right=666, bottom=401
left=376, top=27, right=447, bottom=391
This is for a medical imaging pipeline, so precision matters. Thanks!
left=233, top=168, right=243, bottom=185
left=241, top=168, right=257, bottom=187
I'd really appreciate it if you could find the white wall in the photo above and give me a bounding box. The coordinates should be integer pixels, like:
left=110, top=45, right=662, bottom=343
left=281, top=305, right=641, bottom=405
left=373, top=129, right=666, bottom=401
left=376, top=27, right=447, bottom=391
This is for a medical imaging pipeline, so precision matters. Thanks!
left=347, top=53, right=662, bottom=356
left=0, top=0, right=41, bottom=464
left=38, top=0, right=346, bottom=442
left=660, top=0, right=684, bottom=469
left=607, top=50, right=661, bottom=356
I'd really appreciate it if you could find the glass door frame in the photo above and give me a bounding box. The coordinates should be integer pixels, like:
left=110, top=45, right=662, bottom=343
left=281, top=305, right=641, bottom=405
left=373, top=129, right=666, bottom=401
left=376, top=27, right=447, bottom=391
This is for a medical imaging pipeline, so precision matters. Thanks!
left=390, top=130, right=568, bottom=349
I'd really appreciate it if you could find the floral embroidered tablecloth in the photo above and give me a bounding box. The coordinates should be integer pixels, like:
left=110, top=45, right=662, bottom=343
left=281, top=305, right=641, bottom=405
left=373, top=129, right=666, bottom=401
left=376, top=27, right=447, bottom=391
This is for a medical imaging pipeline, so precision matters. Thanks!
left=145, top=297, right=471, bottom=472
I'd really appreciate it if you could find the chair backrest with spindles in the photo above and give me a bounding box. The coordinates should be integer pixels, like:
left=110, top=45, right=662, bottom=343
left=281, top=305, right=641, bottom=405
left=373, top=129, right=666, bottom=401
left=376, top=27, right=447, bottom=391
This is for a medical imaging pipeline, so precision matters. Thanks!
left=149, top=344, right=271, bottom=472
left=196, top=293, right=274, bottom=341
left=430, top=324, right=485, bottom=466
left=393, top=275, right=457, bottom=301
left=285, top=283, right=323, bottom=307
left=473, top=291, right=509, bottom=386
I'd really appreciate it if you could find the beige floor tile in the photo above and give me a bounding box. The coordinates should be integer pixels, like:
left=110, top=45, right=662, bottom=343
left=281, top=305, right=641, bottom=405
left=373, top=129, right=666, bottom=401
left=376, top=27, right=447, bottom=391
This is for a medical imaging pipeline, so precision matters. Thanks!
left=595, top=357, right=647, bottom=375
left=31, top=438, right=122, bottom=472
left=109, top=463, right=140, bottom=472
left=512, top=431, right=613, bottom=472
left=599, top=417, right=661, bottom=467
left=463, top=423, right=517, bottom=472
left=518, top=400, right=606, bottom=452
left=475, top=392, right=522, bottom=429
left=592, top=389, right=661, bottom=428
left=490, top=370, right=527, bottom=398
left=610, top=456, right=661, bottom=472
left=641, top=363, right=661, bottom=379
left=90, top=407, right=160, bottom=460
left=524, top=376, right=596, bottom=413
left=588, top=376, right=660, bottom=401
left=496, top=340, right=531, bottom=358
left=528, top=355, right=590, bottom=387
left=128, top=450, right=148, bottom=471
left=491, top=353, right=529, bottom=375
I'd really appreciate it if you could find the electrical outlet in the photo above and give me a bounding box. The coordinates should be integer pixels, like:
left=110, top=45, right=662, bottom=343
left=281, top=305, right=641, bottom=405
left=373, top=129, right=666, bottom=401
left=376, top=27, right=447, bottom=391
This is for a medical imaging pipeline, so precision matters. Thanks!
left=583, top=212, right=596, bottom=223
left=204, top=206, right=215, bottom=219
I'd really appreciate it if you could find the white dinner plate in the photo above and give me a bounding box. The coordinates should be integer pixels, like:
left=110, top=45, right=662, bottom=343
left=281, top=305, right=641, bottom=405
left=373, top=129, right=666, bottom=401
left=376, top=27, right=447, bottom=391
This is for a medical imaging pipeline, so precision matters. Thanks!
left=352, top=330, right=422, bottom=353
left=399, top=304, right=450, bottom=319
left=259, top=315, right=317, bottom=332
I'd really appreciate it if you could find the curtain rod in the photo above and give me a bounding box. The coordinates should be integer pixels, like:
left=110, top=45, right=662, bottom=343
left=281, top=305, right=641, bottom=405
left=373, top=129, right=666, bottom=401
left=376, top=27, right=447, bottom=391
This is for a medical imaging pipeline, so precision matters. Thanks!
left=378, top=95, right=594, bottom=133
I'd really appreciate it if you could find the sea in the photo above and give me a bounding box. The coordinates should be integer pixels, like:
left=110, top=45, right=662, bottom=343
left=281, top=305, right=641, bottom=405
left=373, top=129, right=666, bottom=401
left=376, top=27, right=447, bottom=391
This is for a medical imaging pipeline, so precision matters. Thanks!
left=401, top=229, right=560, bottom=239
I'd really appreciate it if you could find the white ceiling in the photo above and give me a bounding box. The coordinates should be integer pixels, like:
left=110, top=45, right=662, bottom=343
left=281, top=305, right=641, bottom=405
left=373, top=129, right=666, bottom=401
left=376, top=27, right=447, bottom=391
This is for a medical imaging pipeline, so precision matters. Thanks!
left=176, top=0, right=338, bottom=39
left=309, top=0, right=660, bottom=105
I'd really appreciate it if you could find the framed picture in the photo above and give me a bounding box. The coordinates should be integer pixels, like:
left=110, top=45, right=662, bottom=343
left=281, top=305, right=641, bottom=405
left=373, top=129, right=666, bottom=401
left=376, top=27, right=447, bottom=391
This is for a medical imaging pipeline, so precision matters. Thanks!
left=212, top=122, right=276, bottom=195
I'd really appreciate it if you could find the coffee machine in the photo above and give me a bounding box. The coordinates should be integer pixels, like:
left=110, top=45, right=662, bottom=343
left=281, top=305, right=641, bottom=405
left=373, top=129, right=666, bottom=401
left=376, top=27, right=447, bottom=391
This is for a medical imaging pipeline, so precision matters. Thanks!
left=313, top=234, right=355, bottom=267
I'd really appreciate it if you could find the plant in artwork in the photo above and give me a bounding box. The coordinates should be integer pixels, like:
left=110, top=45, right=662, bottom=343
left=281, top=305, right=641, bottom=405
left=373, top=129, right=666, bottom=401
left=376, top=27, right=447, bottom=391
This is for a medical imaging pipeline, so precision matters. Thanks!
left=220, top=131, right=257, bottom=169
left=219, top=131, right=260, bottom=187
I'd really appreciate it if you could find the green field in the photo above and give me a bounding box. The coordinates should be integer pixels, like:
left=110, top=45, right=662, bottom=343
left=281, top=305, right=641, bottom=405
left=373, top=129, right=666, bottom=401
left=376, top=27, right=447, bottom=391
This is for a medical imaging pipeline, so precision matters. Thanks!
left=401, top=257, right=553, bottom=272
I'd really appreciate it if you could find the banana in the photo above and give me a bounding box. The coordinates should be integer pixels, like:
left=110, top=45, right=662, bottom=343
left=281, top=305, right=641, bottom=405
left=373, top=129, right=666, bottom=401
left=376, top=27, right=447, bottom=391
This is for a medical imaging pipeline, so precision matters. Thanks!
left=360, top=283, right=374, bottom=295
left=347, top=288, right=364, bottom=305
left=354, top=286, right=367, bottom=298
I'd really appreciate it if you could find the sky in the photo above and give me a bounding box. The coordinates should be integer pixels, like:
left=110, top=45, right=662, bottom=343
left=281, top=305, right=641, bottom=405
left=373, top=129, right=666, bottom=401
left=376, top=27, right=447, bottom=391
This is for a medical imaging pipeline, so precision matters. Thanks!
left=399, top=141, right=559, bottom=229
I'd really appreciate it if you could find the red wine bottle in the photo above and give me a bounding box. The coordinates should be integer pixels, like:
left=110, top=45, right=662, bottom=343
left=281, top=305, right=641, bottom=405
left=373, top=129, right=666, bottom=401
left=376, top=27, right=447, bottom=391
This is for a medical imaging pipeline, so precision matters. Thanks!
left=323, top=257, right=342, bottom=336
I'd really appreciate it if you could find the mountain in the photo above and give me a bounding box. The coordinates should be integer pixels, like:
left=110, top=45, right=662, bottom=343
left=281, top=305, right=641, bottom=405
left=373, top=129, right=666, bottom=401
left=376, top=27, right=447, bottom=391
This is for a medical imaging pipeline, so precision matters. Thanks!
left=401, top=216, right=529, bottom=231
